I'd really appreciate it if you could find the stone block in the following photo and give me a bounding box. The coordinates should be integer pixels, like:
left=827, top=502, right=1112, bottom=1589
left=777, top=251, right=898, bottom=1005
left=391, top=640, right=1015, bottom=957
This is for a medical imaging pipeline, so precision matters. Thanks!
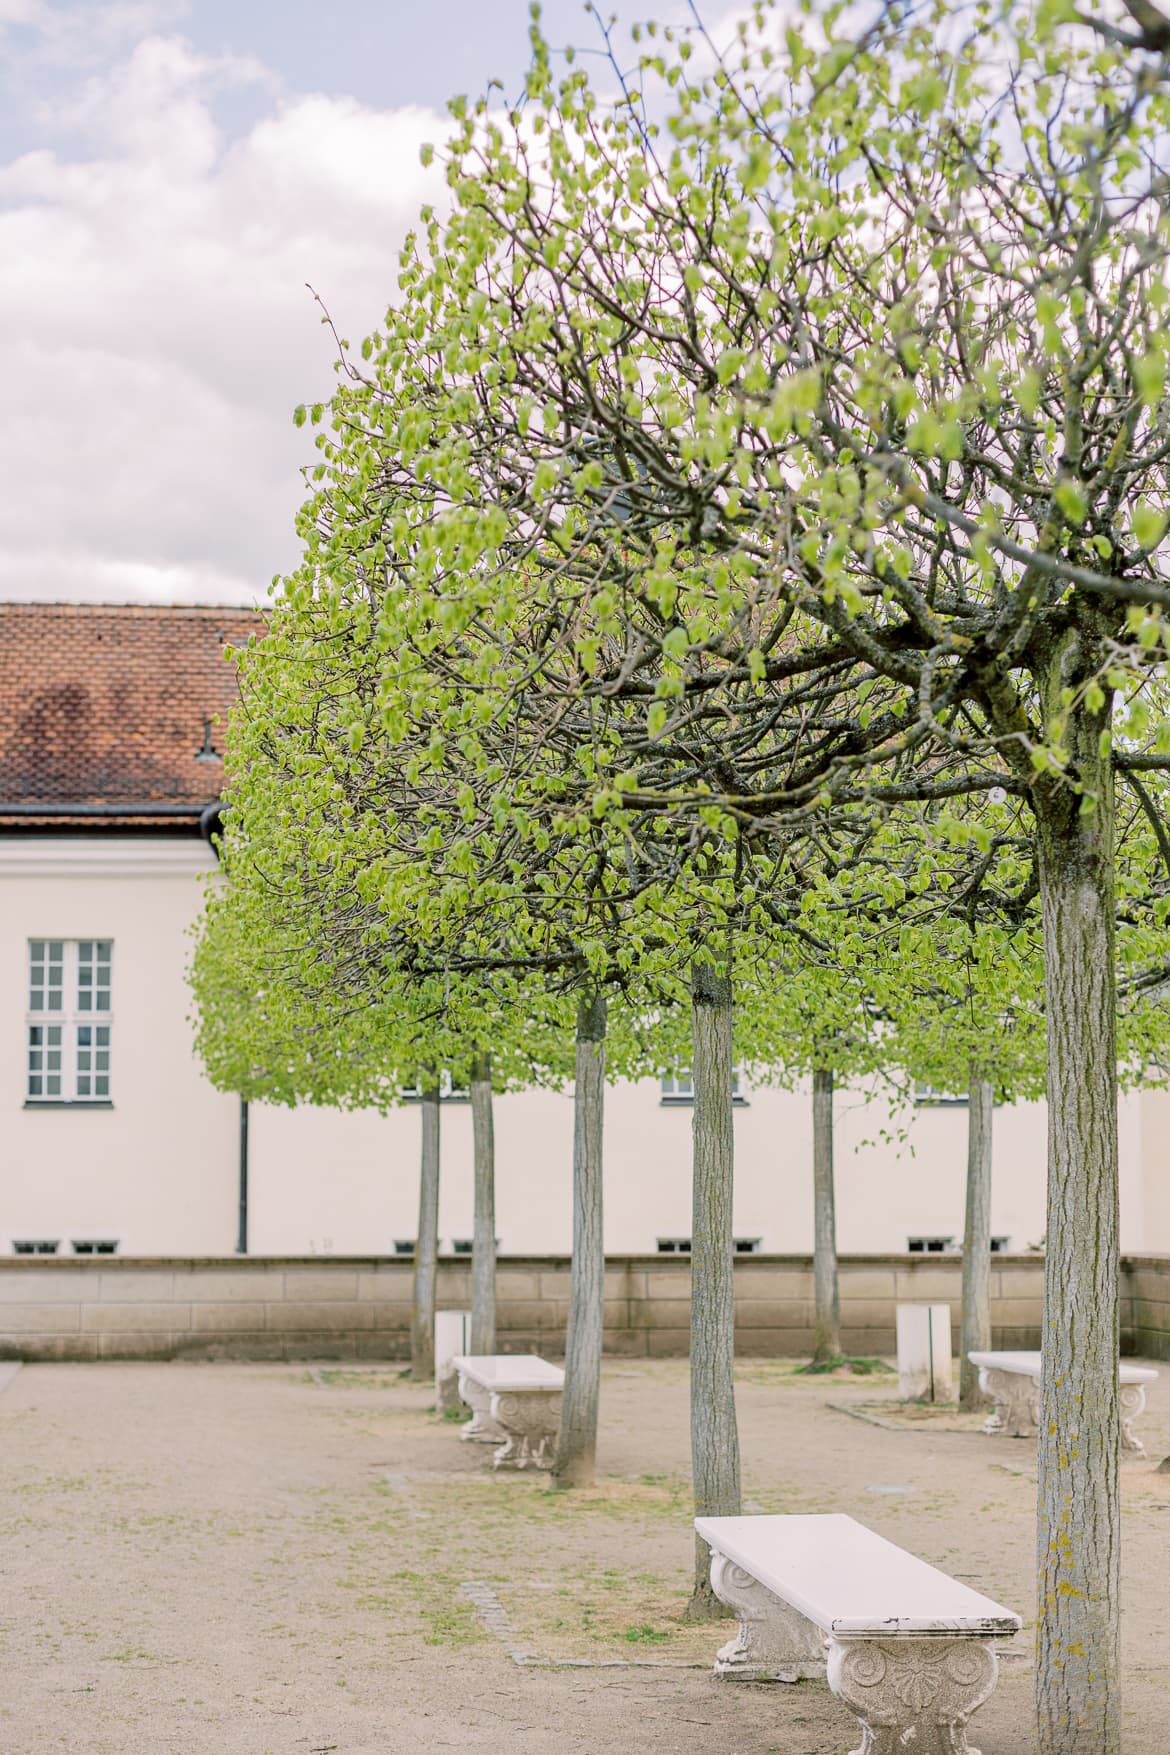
left=992, top=1298, right=1046, bottom=1327
left=86, top=1302, right=190, bottom=1334
left=735, top=1269, right=814, bottom=1300
left=1131, top=1298, right=1170, bottom=1332
left=280, top=1270, right=359, bottom=1302
left=993, top=1264, right=1045, bottom=1297
left=646, top=1327, right=689, bottom=1357
left=0, top=1271, right=89, bottom=1302
left=493, top=1270, right=543, bottom=1301
left=839, top=1298, right=902, bottom=1330
left=536, top=1269, right=573, bottom=1296
left=9, top=1333, right=99, bottom=1360
left=735, top=1300, right=812, bottom=1330
left=97, top=1331, right=181, bottom=1360
left=737, top=1327, right=810, bottom=1357
left=356, top=1267, right=414, bottom=1301
left=600, top=1328, right=647, bottom=1357
left=836, top=1269, right=899, bottom=1300
left=0, top=1304, right=82, bottom=1333
left=840, top=1327, right=896, bottom=1357
left=95, top=1271, right=175, bottom=1302
left=355, top=1332, right=411, bottom=1360
left=189, top=1302, right=266, bottom=1335
left=1127, top=1268, right=1170, bottom=1302
left=893, top=1268, right=961, bottom=1300
left=494, top=1298, right=568, bottom=1319
left=605, top=1266, right=643, bottom=1297
left=991, top=1325, right=1041, bottom=1349
left=263, top=1300, right=376, bottom=1333
left=644, top=1271, right=692, bottom=1301
left=181, top=1269, right=284, bottom=1302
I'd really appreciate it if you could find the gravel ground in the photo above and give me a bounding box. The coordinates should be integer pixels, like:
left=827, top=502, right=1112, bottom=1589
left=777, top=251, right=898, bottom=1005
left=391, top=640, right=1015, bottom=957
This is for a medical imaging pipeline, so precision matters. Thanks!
left=1, top=1355, right=1168, bottom=1754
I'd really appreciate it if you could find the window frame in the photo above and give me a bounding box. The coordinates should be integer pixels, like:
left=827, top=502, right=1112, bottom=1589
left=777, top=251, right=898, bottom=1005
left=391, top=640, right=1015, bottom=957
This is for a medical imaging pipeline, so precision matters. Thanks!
left=659, top=1070, right=748, bottom=1106
left=25, top=939, right=114, bottom=1107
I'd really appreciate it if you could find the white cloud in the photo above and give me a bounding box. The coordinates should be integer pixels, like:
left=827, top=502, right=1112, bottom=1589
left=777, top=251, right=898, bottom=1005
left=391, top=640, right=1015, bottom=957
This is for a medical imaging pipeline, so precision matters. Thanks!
left=0, top=29, right=447, bottom=604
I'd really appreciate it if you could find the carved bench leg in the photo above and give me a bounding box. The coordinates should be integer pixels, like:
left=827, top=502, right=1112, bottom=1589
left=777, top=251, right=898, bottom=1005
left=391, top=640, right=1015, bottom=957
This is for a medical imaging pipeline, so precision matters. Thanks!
left=708, top=1550, right=826, bottom=1682
left=978, top=1368, right=1039, bottom=1438
left=489, top=1390, right=562, bottom=1471
left=1120, top=1383, right=1149, bottom=1458
left=458, top=1373, right=506, bottom=1444
left=826, top=1636, right=998, bottom=1755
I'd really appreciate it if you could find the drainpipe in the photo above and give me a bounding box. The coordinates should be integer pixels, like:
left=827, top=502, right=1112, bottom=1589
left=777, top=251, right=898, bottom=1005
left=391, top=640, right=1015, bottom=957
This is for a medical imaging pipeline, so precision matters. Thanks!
left=237, top=1098, right=249, bottom=1255
left=200, top=803, right=247, bottom=1255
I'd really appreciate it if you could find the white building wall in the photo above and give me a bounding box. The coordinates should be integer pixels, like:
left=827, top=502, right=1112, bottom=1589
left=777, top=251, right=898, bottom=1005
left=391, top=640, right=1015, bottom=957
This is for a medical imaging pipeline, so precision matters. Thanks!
left=0, top=835, right=1161, bottom=1258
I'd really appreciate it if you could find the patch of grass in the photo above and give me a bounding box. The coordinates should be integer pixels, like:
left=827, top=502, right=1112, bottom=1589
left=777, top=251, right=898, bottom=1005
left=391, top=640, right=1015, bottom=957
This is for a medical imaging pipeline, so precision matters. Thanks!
left=794, top=1356, right=894, bottom=1377
left=440, top=1404, right=468, bottom=1422
left=621, top=1624, right=670, bottom=1644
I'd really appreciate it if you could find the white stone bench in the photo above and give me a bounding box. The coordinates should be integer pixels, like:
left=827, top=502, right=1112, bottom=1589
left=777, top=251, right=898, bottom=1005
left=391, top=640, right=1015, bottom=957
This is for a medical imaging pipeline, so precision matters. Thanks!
left=697, top=1513, right=1020, bottom=1753
left=968, top=1350, right=1159, bottom=1455
left=452, top=1354, right=563, bottom=1471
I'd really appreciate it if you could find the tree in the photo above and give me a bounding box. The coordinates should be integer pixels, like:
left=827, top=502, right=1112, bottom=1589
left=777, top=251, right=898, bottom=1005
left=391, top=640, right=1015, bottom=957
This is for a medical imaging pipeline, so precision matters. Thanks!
left=206, top=3, right=1170, bottom=1731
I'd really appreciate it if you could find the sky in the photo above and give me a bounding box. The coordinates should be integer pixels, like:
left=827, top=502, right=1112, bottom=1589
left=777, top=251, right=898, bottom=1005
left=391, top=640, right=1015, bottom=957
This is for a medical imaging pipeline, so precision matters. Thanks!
left=0, top=0, right=699, bottom=606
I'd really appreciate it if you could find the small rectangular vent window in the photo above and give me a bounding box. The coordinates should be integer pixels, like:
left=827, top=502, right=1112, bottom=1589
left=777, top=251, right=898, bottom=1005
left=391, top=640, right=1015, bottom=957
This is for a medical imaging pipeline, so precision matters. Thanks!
left=908, top=1235, right=955, bottom=1254
left=393, top=1240, right=416, bottom=1256
left=13, top=1240, right=59, bottom=1255
left=990, top=1236, right=1011, bottom=1253
left=71, top=1240, right=119, bottom=1255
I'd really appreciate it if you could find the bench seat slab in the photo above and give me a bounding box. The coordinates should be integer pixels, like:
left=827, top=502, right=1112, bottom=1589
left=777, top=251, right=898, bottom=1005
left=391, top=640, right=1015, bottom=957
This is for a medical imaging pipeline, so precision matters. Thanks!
left=828, top=1634, right=999, bottom=1755
left=709, top=1550, right=825, bottom=1682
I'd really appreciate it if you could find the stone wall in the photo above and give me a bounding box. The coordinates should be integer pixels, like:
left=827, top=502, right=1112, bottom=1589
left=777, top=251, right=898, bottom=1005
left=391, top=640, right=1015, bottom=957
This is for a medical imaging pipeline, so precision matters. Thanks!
left=0, top=1251, right=1067, bottom=1362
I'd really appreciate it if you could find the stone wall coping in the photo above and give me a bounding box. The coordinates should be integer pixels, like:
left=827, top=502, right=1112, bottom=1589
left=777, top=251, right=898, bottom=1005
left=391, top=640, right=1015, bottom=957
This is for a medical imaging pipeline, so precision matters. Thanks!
left=0, top=1251, right=1078, bottom=1271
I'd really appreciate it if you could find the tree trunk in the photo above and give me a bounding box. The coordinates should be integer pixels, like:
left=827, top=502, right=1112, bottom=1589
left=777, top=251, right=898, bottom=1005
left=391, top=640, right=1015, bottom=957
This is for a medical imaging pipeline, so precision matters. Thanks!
left=470, top=1051, right=496, bottom=1356
left=686, top=959, right=742, bottom=1619
left=1033, top=661, right=1120, bottom=1755
left=959, top=1069, right=994, bottom=1410
left=410, top=1079, right=441, bottom=1382
left=551, top=993, right=607, bottom=1489
left=811, top=1067, right=840, bottom=1364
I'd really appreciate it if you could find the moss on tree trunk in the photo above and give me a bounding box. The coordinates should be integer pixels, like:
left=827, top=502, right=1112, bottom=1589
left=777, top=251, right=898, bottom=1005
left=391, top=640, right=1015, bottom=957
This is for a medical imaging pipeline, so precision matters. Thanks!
left=1033, top=659, right=1120, bottom=1755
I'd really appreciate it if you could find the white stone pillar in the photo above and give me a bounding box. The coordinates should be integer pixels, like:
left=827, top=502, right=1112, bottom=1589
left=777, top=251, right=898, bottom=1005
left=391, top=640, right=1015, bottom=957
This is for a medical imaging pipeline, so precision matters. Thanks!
left=896, top=1303, right=953, bottom=1402
left=434, top=1310, right=471, bottom=1414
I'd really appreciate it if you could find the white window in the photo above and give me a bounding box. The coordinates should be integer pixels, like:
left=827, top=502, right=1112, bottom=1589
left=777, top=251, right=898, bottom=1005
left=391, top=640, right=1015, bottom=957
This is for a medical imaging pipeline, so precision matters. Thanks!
left=13, top=1239, right=59, bottom=1255
left=908, top=1235, right=956, bottom=1254
left=659, top=1070, right=745, bottom=1104
left=26, top=940, right=113, bottom=1104
left=71, top=1239, right=119, bottom=1255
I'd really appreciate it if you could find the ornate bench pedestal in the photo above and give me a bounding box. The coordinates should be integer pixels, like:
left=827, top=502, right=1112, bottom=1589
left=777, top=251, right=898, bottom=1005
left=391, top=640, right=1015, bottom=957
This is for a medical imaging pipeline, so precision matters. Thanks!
left=457, top=1372, right=507, bottom=1445
left=828, top=1635, right=998, bottom=1755
left=697, top=1512, right=1020, bottom=1755
left=451, top=1355, right=565, bottom=1472
left=708, top=1550, right=826, bottom=1682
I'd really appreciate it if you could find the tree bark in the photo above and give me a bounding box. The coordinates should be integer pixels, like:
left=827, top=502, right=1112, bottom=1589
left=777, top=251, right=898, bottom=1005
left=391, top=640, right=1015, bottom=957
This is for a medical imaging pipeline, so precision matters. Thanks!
left=551, top=993, right=607, bottom=1488
left=410, top=1079, right=441, bottom=1382
left=1032, top=657, right=1120, bottom=1755
left=959, top=1069, right=994, bottom=1410
left=686, top=959, right=742, bottom=1618
left=811, top=1067, right=841, bottom=1364
left=469, top=1051, right=496, bottom=1356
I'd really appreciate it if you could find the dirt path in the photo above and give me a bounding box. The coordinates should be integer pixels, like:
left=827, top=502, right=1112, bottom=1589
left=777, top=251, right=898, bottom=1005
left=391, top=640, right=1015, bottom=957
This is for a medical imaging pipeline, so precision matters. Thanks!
left=1, top=1357, right=1167, bottom=1753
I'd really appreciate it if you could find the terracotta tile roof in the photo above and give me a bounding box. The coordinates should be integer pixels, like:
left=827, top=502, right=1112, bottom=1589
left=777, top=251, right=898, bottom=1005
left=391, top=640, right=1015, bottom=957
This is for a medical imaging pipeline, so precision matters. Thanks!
left=0, top=603, right=263, bottom=832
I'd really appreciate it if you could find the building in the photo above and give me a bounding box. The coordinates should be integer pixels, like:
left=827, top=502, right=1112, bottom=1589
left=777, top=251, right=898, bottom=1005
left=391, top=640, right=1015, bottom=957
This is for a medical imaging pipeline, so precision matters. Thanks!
left=3, top=603, right=1169, bottom=1261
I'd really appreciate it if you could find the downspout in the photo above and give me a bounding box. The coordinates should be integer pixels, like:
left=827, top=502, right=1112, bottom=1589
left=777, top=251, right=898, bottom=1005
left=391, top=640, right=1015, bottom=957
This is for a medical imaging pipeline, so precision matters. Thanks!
left=200, top=804, right=247, bottom=1255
